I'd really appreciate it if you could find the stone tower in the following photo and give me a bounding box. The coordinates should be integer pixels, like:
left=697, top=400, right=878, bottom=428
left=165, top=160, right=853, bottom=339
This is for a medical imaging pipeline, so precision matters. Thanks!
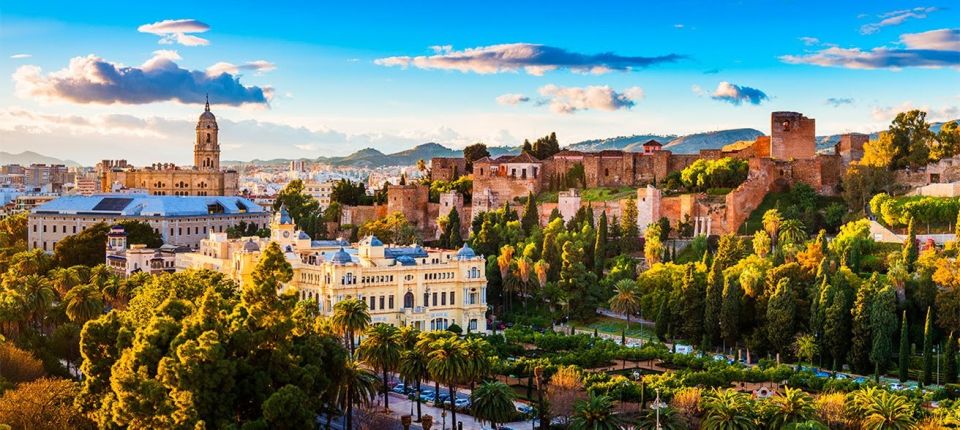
left=770, top=112, right=816, bottom=160
left=195, top=96, right=220, bottom=171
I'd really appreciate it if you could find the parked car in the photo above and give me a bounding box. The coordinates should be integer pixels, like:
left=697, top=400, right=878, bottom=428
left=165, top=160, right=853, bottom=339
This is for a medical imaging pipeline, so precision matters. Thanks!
left=391, top=384, right=406, bottom=394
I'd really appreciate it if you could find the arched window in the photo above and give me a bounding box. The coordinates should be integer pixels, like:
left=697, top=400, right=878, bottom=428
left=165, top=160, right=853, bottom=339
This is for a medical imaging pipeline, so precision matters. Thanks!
left=404, top=292, right=414, bottom=308
left=206, top=133, right=211, bottom=143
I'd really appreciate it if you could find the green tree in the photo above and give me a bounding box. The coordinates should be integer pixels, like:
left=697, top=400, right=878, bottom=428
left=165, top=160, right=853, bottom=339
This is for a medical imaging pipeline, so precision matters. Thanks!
left=679, top=264, right=705, bottom=344
left=463, top=143, right=490, bottom=172
left=902, top=217, right=918, bottom=272
left=427, top=336, right=467, bottom=430
left=888, top=109, right=934, bottom=169
left=333, top=298, right=371, bottom=356
left=64, top=283, right=104, bottom=323
left=359, top=212, right=420, bottom=245
left=869, top=282, right=897, bottom=383
left=945, top=331, right=958, bottom=384
left=793, top=334, right=818, bottom=368
left=704, top=256, right=724, bottom=347
left=767, top=278, right=797, bottom=358
left=357, top=323, right=401, bottom=410
left=898, top=311, right=910, bottom=382
left=398, top=346, right=429, bottom=421
left=823, top=281, right=851, bottom=371
left=644, top=222, right=664, bottom=265
left=701, top=389, right=756, bottom=430
left=594, top=211, right=607, bottom=276
left=655, top=297, right=670, bottom=341
left=720, top=276, right=741, bottom=348
left=571, top=394, right=622, bottom=430
left=849, top=279, right=874, bottom=375
left=922, top=306, right=934, bottom=386
left=337, top=359, right=379, bottom=430
left=0, top=377, right=94, bottom=430
left=259, top=385, right=316, bottom=430
left=470, top=381, right=517, bottom=429
left=608, top=279, right=640, bottom=332
left=766, top=387, right=816, bottom=430
left=521, top=192, right=539, bottom=235
left=273, top=179, right=321, bottom=229
left=620, top=196, right=639, bottom=253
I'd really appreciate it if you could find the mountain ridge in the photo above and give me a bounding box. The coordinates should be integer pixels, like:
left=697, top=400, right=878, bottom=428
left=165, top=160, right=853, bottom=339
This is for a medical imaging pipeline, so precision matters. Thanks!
left=0, top=151, right=81, bottom=167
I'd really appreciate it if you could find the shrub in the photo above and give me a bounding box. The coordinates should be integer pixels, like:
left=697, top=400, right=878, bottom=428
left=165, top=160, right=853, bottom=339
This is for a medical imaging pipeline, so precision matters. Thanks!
left=0, top=343, right=44, bottom=384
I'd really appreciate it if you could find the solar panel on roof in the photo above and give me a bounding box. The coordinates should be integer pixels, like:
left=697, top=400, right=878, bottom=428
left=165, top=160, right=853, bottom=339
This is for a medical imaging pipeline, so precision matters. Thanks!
left=92, top=198, right=133, bottom=212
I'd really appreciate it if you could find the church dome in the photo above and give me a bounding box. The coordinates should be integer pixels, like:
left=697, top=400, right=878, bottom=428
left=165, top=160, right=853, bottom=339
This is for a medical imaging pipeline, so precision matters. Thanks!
left=330, top=247, right=353, bottom=265
left=197, top=97, right=218, bottom=126
left=456, top=243, right=477, bottom=259
left=243, top=239, right=260, bottom=252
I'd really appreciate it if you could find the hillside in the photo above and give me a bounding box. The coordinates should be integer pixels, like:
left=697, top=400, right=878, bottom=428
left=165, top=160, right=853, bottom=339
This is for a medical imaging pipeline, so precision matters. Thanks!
left=567, top=134, right=676, bottom=152
left=660, top=128, right=765, bottom=154
left=0, top=151, right=81, bottom=167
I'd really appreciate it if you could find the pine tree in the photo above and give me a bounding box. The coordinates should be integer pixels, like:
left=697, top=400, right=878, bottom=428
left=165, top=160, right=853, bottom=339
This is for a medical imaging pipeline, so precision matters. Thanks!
left=899, top=311, right=910, bottom=382
left=520, top=192, right=539, bottom=235
left=703, top=257, right=723, bottom=347
left=594, top=211, right=607, bottom=276
left=922, top=306, right=934, bottom=386
left=903, top=217, right=918, bottom=272
left=946, top=331, right=958, bottom=384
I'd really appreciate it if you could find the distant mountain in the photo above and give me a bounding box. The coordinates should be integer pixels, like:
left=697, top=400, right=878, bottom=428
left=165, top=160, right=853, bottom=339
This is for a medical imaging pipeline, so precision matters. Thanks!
left=567, top=134, right=676, bottom=152
left=0, top=151, right=81, bottom=167
left=660, top=128, right=765, bottom=154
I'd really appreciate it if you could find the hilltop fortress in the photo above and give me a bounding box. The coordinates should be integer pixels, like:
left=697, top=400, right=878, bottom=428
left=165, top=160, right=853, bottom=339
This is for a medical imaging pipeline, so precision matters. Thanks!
left=348, top=111, right=864, bottom=239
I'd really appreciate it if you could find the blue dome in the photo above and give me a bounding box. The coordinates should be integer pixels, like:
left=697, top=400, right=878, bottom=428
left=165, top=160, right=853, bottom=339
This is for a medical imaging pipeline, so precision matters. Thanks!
left=363, top=235, right=383, bottom=247
left=456, top=244, right=477, bottom=259
left=396, top=255, right=417, bottom=266
left=297, top=231, right=311, bottom=240
left=330, top=247, right=352, bottom=265
left=277, top=204, right=293, bottom=224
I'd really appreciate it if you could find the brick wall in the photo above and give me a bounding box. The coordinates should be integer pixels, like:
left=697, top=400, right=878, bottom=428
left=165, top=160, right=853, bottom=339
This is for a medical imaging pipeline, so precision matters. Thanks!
left=770, top=112, right=816, bottom=160
left=430, top=158, right=467, bottom=181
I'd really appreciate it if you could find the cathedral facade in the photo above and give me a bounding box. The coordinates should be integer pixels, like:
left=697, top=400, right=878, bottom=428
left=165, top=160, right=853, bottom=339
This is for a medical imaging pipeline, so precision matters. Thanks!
left=99, top=100, right=239, bottom=196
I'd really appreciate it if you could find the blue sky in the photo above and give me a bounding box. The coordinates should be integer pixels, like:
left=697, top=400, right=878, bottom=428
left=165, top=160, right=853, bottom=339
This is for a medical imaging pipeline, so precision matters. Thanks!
left=1, top=0, right=957, bottom=165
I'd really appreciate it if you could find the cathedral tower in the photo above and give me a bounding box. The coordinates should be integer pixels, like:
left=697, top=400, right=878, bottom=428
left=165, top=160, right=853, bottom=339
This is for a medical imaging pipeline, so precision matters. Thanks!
left=195, top=96, right=220, bottom=171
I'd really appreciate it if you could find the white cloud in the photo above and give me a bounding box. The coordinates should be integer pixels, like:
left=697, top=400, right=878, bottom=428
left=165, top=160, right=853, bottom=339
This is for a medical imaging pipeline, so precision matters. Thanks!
left=206, top=60, right=277, bottom=76
left=871, top=102, right=960, bottom=122
left=496, top=93, right=530, bottom=106
left=13, top=51, right=270, bottom=106
left=375, top=43, right=683, bottom=75
left=137, top=19, right=211, bottom=46
left=781, top=28, right=960, bottom=70
left=10, top=54, right=31, bottom=59
left=799, top=37, right=820, bottom=46
left=705, top=82, right=769, bottom=105
left=861, top=7, right=938, bottom=35
left=537, top=84, right=644, bottom=114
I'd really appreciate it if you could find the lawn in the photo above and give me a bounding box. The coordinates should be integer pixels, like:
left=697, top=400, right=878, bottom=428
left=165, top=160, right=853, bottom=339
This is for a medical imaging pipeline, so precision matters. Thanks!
left=536, top=187, right=636, bottom=204
left=571, top=316, right=656, bottom=340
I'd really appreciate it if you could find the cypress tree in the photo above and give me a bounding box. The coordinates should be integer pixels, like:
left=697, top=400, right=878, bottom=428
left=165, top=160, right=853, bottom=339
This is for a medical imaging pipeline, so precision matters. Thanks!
left=679, top=264, right=704, bottom=343
left=594, top=211, right=607, bottom=276
left=823, top=288, right=850, bottom=371
left=520, top=192, right=539, bottom=235
left=903, top=217, right=918, bottom=272
left=899, top=311, right=910, bottom=382
left=955, top=209, right=960, bottom=240
left=548, top=207, right=562, bottom=223
left=447, top=207, right=462, bottom=248
left=655, top=298, right=669, bottom=341
left=923, top=306, right=934, bottom=386
left=767, top=278, right=797, bottom=358
left=945, top=331, right=958, bottom=384
left=704, top=257, right=723, bottom=347
left=719, top=276, right=741, bottom=350
left=848, top=280, right=873, bottom=375
left=869, top=283, right=897, bottom=383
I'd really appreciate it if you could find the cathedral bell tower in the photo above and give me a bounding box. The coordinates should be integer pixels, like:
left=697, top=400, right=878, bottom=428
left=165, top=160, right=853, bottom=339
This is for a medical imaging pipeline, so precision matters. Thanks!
left=195, top=95, right=220, bottom=171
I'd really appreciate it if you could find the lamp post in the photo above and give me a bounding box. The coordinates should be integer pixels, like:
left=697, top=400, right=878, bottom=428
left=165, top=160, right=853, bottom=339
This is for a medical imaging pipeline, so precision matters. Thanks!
left=652, top=388, right=664, bottom=430
left=937, top=344, right=941, bottom=387
left=441, top=410, right=446, bottom=430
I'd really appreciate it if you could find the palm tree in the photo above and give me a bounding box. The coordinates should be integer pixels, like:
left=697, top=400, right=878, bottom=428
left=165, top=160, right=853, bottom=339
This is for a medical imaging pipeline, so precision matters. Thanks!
left=332, top=298, right=371, bottom=356
left=779, top=219, right=807, bottom=248
left=63, top=284, right=104, bottom=323
left=570, top=393, right=622, bottom=430
left=19, top=274, right=55, bottom=331
left=462, top=336, right=491, bottom=390
left=357, top=323, right=401, bottom=410
left=762, top=209, right=783, bottom=249
left=608, top=279, right=640, bottom=332
left=47, top=267, right=80, bottom=298
left=101, top=275, right=134, bottom=310
left=427, top=336, right=467, bottom=430
left=497, top=245, right=515, bottom=309
left=793, top=335, right=818, bottom=369
left=399, top=347, right=429, bottom=421
left=336, top=359, right=379, bottom=430
left=766, top=387, right=817, bottom=430
left=636, top=406, right=682, bottom=430
left=471, top=381, right=517, bottom=429
left=860, top=390, right=915, bottom=430
left=417, top=331, right=456, bottom=403
left=516, top=256, right=533, bottom=307
left=701, top=389, right=757, bottom=430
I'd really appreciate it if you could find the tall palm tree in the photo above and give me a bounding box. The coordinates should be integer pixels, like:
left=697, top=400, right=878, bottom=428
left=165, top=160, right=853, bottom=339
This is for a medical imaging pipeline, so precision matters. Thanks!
left=701, top=389, right=757, bottom=430
left=417, top=330, right=456, bottom=401
left=471, top=381, right=517, bottom=429
left=516, top=256, right=533, bottom=307
left=766, top=387, right=817, bottom=430
left=399, top=347, right=429, bottom=421
left=332, top=298, right=371, bottom=356
left=860, top=390, right=915, bottom=430
left=63, top=284, right=104, bottom=323
left=462, top=336, right=491, bottom=390
left=357, top=323, right=401, bottom=410
left=47, top=267, right=80, bottom=298
left=570, top=393, right=622, bottom=430
left=427, top=336, right=467, bottom=430
left=19, top=274, right=55, bottom=331
left=336, top=359, right=379, bottom=430
left=608, top=279, right=640, bottom=332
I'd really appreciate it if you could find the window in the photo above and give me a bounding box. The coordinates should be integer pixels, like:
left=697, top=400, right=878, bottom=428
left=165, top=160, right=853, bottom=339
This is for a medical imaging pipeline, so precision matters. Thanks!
left=370, top=296, right=376, bottom=310
left=379, top=296, right=385, bottom=310
left=450, top=291, right=455, bottom=304
left=469, top=319, right=478, bottom=331
left=441, top=292, right=446, bottom=306
left=389, top=295, right=395, bottom=309
left=432, top=292, right=437, bottom=306
left=403, top=292, right=413, bottom=308
left=424, top=292, right=429, bottom=307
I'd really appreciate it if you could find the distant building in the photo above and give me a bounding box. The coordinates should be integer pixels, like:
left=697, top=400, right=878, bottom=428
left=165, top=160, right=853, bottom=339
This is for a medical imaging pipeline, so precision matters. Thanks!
left=28, top=194, right=269, bottom=253
left=304, top=180, right=335, bottom=211
left=24, top=164, right=71, bottom=192
left=99, top=99, right=239, bottom=196
left=105, top=225, right=186, bottom=277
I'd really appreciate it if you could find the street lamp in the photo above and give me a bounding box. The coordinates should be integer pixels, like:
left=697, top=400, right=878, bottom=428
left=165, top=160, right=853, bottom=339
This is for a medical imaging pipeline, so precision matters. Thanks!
left=652, top=388, right=665, bottom=430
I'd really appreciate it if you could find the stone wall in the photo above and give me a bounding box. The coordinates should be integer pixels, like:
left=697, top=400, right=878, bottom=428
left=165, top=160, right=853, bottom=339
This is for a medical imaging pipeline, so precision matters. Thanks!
left=770, top=112, right=816, bottom=160
left=340, top=204, right=385, bottom=227
left=387, top=184, right=431, bottom=235
left=836, top=133, right=868, bottom=166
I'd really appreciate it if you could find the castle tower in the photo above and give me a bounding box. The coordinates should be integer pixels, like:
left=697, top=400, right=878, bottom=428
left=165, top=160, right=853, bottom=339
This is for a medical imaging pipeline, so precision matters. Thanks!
left=770, top=112, right=816, bottom=160
left=636, top=185, right=661, bottom=233
left=195, top=96, right=220, bottom=171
